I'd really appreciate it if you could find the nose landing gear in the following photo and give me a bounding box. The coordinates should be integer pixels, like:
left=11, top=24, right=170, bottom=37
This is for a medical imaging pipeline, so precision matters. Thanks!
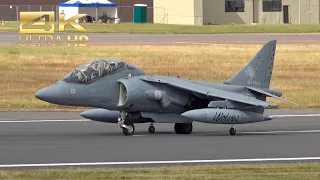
left=121, top=122, right=135, bottom=136
left=118, top=111, right=135, bottom=136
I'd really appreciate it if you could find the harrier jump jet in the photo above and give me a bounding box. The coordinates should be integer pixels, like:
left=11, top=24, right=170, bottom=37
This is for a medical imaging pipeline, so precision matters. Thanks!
left=35, top=40, right=297, bottom=136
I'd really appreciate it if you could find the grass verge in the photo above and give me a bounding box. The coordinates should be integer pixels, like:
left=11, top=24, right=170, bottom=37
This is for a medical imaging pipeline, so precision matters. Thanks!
left=0, top=163, right=320, bottom=180
left=0, top=43, right=319, bottom=110
left=1, top=22, right=320, bottom=34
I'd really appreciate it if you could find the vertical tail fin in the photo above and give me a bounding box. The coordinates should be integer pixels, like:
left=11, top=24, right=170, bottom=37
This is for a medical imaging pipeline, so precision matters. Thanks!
left=224, top=40, right=277, bottom=89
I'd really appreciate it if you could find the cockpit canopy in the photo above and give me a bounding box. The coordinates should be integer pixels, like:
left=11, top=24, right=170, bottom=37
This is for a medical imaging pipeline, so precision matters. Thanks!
left=63, top=59, right=126, bottom=84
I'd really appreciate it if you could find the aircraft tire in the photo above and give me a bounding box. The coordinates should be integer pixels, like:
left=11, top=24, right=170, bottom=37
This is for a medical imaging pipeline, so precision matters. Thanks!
left=229, top=127, right=236, bottom=136
left=174, top=123, right=182, bottom=134
left=148, top=125, right=155, bottom=133
left=174, top=123, right=193, bottom=134
left=122, top=123, right=135, bottom=136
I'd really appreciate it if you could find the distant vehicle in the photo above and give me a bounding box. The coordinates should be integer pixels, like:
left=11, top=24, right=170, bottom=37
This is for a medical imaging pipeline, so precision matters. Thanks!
left=35, top=40, right=297, bottom=136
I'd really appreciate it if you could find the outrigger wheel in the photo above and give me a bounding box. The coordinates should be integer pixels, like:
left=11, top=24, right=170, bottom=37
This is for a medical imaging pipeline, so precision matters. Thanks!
left=148, top=123, right=155, bottom=133
left=229, top=125, right=236, bottom=136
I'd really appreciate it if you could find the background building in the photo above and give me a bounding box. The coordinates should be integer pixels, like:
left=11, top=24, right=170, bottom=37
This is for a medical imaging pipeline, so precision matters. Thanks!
left=1, top=0, right=319, bottom=25
left=0, top=0, right=153, bottom=22
left=154, top=0, right=203, bottom=25
left=154, top=0, right=320, bottom=25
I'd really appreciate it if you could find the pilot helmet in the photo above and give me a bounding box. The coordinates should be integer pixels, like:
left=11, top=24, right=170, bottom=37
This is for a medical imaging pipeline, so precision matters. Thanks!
left=110, top=62, right=116, bottom=69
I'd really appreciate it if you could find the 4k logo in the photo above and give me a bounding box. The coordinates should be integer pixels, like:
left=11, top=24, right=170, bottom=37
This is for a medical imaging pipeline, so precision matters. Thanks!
left=19, top=11, right=89, bottom=46
left=19, top=11, right=86, bottom=34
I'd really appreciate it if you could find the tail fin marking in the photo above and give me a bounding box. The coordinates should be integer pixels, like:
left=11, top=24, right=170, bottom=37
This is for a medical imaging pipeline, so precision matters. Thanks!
left=224, top=40, right=277, bottom=89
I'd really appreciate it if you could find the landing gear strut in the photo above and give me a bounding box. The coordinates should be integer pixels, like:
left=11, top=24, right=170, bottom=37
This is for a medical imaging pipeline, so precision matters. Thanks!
left=174, top=123, right=193, bottom=134
left=118, top=111, right=135, bottom=136
left=148, top=123, right=155, bottom=133
left=229, top=125, right=236, bottom=136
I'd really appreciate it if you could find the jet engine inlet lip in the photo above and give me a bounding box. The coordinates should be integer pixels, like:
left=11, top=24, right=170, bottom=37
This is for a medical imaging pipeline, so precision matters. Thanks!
left=118, top=81, right=128, bottom=107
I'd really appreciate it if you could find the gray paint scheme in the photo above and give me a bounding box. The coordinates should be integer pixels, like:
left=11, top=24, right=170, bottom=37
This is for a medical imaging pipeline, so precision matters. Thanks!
left=35, top=40, right=297, bottom=136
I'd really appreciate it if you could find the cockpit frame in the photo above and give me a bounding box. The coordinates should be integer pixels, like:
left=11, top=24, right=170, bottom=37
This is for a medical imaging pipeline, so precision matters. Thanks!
left=62, top=59, right=126, bottom=84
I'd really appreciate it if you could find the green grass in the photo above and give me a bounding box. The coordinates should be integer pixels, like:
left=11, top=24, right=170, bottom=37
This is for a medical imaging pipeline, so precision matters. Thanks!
left=2, top=22, right=320, bottom=34
left=0, top=163, right=320, bottom=180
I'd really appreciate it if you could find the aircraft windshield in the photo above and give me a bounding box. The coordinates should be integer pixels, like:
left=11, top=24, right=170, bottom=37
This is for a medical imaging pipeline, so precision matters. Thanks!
left=63, top=59, right=126, bottom=83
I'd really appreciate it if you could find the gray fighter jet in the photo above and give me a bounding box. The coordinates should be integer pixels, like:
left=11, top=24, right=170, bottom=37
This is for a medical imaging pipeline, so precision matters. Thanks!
left=35, top=40, right=297, bottom=136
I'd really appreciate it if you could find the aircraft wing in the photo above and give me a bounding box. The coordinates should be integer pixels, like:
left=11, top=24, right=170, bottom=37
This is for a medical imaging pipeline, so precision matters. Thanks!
left=139, top=76, right=277, bottom=108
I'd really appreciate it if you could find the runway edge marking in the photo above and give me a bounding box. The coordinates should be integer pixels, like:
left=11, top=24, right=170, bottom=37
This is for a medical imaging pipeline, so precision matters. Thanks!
left=271, top=114, right=320, bottom=117
left=1, top=157, right=320, bottom=168
left=0, top=119, right=89, bottom=123
left=242, top=130, right=320, bottom=134
left=0, top=114, right=320, bottom=123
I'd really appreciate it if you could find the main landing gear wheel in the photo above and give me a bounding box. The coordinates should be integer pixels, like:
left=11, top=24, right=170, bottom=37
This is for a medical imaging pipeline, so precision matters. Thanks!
left=118, top=111, right=135, bottom=136
left=148, top=124, right=155, bottom=134
left=174, top=123, right=193, bottom=134
left=229, top=126, right=236, bottom=136
left=122, top=123, right=135, bottom=136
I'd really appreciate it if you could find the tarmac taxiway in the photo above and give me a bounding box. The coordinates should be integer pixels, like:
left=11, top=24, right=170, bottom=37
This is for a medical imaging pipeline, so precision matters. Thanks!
left=2, top=32, right=320, bottom=44
left=0, top=109, right=319, bottom=169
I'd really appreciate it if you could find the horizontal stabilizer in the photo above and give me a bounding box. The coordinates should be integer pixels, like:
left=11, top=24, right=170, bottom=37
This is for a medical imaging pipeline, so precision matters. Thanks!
left=247, top=86, right=300, bottom=106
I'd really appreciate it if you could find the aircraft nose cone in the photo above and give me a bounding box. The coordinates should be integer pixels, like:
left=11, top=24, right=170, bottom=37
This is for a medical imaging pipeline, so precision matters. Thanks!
left=35, top=87, right=50, bottom=101
left=35, top=85, right=60, bottom=103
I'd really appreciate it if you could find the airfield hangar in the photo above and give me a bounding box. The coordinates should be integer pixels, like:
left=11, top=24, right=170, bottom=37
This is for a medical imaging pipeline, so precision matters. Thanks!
left=154, top=0, right=320, bottom=25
